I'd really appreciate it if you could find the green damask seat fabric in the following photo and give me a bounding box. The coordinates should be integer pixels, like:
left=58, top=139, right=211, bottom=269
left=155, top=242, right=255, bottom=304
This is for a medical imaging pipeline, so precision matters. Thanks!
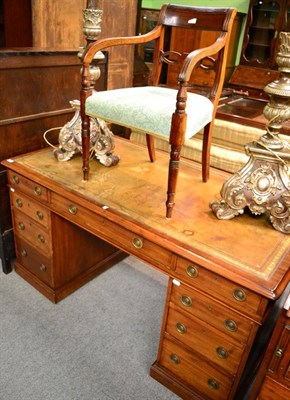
left=85, top=86, right=214, bottom=140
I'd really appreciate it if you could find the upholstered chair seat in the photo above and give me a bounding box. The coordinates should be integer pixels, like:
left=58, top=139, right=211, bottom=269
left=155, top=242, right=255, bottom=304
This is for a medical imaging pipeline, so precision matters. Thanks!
left=86, top=86, right=213, bottom=140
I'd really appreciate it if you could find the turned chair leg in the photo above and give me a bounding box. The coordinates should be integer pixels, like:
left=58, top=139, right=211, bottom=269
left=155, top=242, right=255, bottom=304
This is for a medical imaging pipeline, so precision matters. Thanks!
left=146, top=134, right=156, bottom=162
left=81, top=114, right=91, bottom=181
left=202, top=122, right=213, bottom=182
left=166, top=145, right=181, bottom=218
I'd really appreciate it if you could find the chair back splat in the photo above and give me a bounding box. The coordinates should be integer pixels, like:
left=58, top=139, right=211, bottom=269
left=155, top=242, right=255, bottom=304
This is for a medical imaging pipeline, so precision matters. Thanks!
left=80, top=4, right=237, bottom=218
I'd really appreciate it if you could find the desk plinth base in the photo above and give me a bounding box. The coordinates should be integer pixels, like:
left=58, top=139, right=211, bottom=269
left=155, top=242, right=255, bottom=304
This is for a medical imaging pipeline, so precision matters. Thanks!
left=210, top=141, right=290, bottom=234
left=150, top=361, right=204, bottom=400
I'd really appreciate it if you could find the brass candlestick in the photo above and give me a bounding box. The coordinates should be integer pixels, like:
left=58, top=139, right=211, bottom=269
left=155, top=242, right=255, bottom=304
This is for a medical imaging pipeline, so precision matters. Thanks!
left=210, top=32, right=290, bottom=234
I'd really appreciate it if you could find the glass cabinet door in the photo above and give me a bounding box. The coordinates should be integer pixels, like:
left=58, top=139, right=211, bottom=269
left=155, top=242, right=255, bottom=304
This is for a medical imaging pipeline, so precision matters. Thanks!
left=244, top=0, right=280, bottom=65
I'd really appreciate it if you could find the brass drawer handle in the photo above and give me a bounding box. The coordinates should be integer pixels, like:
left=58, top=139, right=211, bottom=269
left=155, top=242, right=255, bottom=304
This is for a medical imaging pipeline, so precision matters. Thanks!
left=37, top=234, right=45, bottom=244
left=216, top=347, right=229, bottom=359
left=18, top=222, right=25, bottom=230
left=34, top=186, right=42, bottom=196
left=233, top=288, right=246, bottom=302
left=181, top=295, right=192, bottom=307
left=208, top=378, right=219, bottom=390
left=176, top=322, right=187, bottom=334
left=12, top=175, right=19, bottom=184
left=186, top=265, right=198, bottom=278
left=36, top=211, right=44, bottom=220
left=16, top=198, right=23, bottom=208
left=39, top=264, right=47, bottom=272
left=132, top=237, right=143, bottom=249
left=68, top=205, right=78, bottom=215
left=275, top=347, right=284, bottom=358
left=169, top=354, right=180, bottom=364
left=224, top=319, right=237, bottom=332
left=21, top=249, right=27, bottom=257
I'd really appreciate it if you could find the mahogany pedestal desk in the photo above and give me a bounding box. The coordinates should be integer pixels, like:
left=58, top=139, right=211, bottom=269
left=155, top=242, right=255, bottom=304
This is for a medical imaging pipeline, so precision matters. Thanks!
left=2, top=138, right=290, bottom=400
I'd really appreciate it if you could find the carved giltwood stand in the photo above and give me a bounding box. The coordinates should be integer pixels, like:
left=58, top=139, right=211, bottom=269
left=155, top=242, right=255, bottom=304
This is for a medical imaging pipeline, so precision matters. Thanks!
left=210, top=142, right=290, bottom=233
left=211, top=32, right=290, bottom=234
left=53, top=100, right=119, bottom=166
left=53, top=0, right=120, bottom=167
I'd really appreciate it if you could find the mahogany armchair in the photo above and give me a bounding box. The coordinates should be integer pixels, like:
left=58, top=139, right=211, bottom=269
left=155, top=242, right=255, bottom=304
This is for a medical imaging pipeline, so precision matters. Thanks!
left=80, top=4, right=237, bottom=218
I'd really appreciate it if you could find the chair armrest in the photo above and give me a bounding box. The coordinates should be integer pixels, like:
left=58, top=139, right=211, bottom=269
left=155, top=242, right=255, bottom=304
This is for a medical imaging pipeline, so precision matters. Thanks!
left=179, top=34, right=228, bottom=83
left=82, top=25, right=162, bottom=65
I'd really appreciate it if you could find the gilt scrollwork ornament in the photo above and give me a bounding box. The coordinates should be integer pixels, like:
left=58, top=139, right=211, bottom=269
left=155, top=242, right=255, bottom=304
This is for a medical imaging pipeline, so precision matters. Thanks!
left=210, top=151, right=290, bottom=229
left=270, top=195, right=290, bottom=234
left=53, top=100, right=120, bottom=167
left=210, top=137, right=290, bottom=234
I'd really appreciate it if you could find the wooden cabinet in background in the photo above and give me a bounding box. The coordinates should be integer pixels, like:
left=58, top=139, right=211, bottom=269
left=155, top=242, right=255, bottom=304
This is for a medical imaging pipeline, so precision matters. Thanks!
left=217, top=0, right=290, bottom=132
left=98, top=0, right=140, bottom=89
left=32, top=0, right=140, bottom=89
left=1, top=0, right=139, bottom=89
left=229, top=0, right=290, bottom=99
left=0, top=0, right=33, bottom=47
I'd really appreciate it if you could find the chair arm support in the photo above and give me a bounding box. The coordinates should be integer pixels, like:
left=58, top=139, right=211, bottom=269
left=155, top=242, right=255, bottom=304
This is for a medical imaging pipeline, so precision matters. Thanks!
left=82, top=25, right=162, bottom=65
left=179, top=34, right=227, bottom=83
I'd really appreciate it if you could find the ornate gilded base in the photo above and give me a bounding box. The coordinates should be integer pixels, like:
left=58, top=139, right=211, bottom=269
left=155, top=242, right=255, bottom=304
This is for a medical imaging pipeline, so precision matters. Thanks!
left=53, top=100, right=120, bottom=167
left=210, top=142, right=290, bottom=234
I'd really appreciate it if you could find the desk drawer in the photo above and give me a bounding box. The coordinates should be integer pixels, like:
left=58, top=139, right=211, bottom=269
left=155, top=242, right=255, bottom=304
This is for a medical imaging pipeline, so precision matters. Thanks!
left=13, top=211, right=52, bottom=256
left=160, top=337, right=233, bottom=400
left=7, top=171, right=49, bottom=203
left=175, top=257, right=263, bottom=319
left=10, top=190, right=50, bottom=229
left=50, top=192, right=174, bottom=272
left=15, top=236, right=52, bottom=285
left=170, top=281, right=256, bottom=344
left=166, top=305, right=244, bottom=375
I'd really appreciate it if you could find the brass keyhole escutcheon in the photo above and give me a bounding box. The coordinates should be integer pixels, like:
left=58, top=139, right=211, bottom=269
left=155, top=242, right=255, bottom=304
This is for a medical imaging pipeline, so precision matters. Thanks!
left=36, top=211, right=43, bottom=220
left=176, top=322, right=187, bottom=334
left=18, top=222, right=25, bottom=230
left=39, top=264, right=46, bottom=272
left=21, top=249, right=27, bottom=257
left=34, top=186, right=42, bottom=196
left=233, top=288, right=246, bottom=302
left=16, top=198, right=23, bottom=208
left=224, top=319, right=237, bottom=332
left=216, top=347, right=229, bottom=359
left=132, top=237, right=143, bottom=249
left=181, top=295, right=192, bottom=307
left=170, top=354, right=180, bottom=364
left=37, top=234, right=45, bottom=244
left=12, top=175, right=19, bottom=184
left=186, top=265, right=198, bottom=278
left=208, top=379, right=219, bottom=390
left=68, top=205, right=78, bottom=215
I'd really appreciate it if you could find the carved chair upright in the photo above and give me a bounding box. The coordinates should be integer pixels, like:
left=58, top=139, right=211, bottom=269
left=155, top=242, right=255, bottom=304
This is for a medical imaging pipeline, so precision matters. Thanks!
left=80, top=4, right=237, bottom=218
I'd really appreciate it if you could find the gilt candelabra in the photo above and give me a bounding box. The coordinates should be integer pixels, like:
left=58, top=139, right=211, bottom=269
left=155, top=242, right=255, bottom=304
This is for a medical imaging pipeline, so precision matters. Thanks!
left=210, top=31, right=290, bottom=234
